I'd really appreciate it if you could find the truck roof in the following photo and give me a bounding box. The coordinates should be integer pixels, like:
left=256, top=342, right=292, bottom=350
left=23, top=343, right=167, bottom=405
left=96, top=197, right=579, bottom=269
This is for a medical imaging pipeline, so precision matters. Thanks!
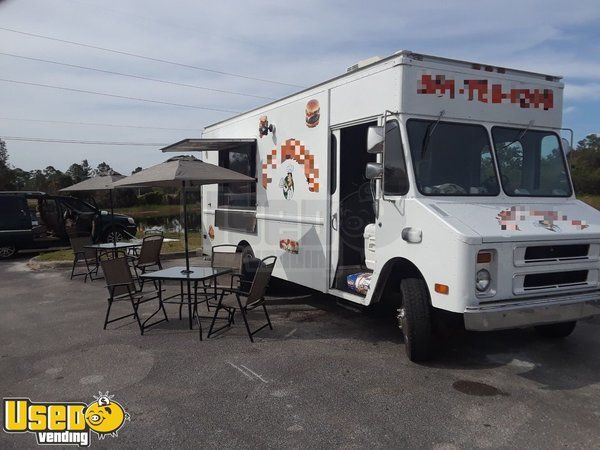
left=205, top=50, right=563, bottom=130
left=0, top=191, right=48, bottom=196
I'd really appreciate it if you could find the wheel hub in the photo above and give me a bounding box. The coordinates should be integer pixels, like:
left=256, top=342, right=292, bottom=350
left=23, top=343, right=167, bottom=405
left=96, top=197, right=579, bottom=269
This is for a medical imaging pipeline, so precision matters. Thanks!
left=396, top=307, right=405, bottom=330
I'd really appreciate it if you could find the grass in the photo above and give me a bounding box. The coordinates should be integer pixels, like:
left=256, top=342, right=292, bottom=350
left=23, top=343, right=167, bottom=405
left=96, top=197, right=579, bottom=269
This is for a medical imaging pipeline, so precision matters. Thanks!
left=114, top=204, right=201, bottom=219
left=35, top=231, right=202, bottom=262
left=580, top=194, right=600, bottom=210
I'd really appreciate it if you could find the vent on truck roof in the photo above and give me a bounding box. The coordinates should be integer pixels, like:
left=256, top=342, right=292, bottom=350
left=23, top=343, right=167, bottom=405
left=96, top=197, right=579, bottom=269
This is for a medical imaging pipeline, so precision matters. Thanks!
left=347, top=56, right=381, bottom=73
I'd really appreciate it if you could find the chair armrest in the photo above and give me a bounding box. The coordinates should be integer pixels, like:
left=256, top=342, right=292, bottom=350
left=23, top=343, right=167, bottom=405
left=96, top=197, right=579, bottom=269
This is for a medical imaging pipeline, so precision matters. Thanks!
left=230, top=274, right=242, bottom=290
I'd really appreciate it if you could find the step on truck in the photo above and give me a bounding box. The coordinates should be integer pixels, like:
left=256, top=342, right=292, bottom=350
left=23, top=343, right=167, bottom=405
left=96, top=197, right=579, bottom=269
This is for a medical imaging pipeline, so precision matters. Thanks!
left=162, top=51, right=600, bottom=361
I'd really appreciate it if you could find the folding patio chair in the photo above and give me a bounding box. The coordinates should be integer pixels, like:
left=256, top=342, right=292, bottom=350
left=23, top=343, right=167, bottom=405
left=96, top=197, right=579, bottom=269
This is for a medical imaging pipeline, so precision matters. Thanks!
left=193, top=244, right=244, bottom=311
left=101, top=257, right=167, bottom=335
left=207, top=256, right=277, bottom=342
left=130, top=234, right=164, bottom=284
left=69, top=236, right=99, bottom=282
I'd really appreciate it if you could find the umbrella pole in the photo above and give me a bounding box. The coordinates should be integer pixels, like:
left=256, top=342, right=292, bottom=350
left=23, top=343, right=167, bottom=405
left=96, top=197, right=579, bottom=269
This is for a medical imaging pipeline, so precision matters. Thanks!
left=110, top=189, right=116, bottom=247
left=182, top=180, right=191, bottom=274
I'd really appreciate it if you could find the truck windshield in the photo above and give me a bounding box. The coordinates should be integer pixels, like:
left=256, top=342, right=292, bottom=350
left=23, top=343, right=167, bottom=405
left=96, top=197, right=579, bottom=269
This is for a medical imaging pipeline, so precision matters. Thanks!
left=407, top=119, right=499, bottom=196
left=492, top=127, right=572, bottom=197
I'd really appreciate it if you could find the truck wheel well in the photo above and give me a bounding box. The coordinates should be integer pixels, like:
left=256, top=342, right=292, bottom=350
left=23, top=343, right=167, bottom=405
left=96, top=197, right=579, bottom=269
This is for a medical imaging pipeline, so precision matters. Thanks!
left=370, top=258, right=429, bottom=307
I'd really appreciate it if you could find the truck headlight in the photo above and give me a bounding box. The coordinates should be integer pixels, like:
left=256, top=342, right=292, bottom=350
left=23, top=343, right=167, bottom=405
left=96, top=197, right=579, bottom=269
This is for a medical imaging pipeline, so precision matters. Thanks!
left=127, top=217, right=135, bottom=225
left=476, top=269, right=491, bottom=292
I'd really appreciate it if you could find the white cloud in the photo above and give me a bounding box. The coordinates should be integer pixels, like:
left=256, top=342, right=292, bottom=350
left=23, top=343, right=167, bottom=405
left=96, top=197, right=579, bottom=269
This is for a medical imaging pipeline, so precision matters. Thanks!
left=564, top=83, right=600, bottom=101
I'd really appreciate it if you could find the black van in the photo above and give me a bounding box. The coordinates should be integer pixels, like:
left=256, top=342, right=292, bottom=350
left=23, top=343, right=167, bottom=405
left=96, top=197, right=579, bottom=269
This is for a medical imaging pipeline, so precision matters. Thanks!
left=0, top=191, right=138, bottom=259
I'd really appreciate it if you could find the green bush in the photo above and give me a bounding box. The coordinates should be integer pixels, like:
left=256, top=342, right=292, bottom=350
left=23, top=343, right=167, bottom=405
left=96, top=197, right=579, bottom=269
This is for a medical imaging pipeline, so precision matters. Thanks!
left=139, top=191, right=164, bottom=205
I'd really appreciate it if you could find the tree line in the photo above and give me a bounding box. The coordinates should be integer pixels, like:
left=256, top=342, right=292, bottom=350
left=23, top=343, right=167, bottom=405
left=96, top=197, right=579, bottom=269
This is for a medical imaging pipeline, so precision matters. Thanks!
left=0, top=139, right=171, bottom=207
left=0, top=134, right=598, bottom=202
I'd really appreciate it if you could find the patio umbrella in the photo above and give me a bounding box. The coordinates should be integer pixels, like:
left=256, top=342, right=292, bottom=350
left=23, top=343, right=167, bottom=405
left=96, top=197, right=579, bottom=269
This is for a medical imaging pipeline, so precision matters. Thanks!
left=113, top=156, right=254, bottom=273
left=60, top=174, right=126, bottom=244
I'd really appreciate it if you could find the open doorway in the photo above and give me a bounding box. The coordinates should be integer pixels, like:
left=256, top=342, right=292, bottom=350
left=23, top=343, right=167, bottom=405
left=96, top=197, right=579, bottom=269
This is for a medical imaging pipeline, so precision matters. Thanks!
left=333, top=121, right=377, bottom=291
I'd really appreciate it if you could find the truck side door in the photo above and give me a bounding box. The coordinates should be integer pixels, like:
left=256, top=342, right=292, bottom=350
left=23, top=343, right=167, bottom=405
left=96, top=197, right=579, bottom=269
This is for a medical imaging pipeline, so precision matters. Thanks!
left=0, top=195, right=32, bottom=248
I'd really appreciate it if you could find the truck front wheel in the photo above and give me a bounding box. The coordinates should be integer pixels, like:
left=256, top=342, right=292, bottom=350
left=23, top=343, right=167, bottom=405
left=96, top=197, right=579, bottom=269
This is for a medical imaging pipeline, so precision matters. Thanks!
left=398, top=277, right=433, bottom=362
left=534, top=321, right=576, bottom=338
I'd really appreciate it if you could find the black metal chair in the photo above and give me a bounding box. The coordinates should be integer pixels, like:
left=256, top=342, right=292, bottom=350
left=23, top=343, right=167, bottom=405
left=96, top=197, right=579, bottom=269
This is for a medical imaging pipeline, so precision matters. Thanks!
left=100, top=257, right=167, bottom=335
left=69, top=236, right=99, bottom=282
left=131, top=234, right=164, bottom=283
left=207, top=256, right=277, bottom=342
left=193, top=244, right=244, bottom=311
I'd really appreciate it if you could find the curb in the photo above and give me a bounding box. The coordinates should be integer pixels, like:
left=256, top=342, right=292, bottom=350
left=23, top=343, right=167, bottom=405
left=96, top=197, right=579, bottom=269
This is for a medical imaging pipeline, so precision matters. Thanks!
left=27, top=248, right=205, bottom=271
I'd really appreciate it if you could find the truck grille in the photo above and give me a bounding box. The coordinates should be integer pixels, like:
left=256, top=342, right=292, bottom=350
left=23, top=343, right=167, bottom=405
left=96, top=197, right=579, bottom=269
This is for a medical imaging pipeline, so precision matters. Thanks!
left=523, top=270, right=588, bottom=291
left=524, top=244, right=589, bottom=263
left=514, top=243, right=599, bottom=267
left=511, top=242, right=600, bottom=296
left=513, top=269, right=598, bottom=295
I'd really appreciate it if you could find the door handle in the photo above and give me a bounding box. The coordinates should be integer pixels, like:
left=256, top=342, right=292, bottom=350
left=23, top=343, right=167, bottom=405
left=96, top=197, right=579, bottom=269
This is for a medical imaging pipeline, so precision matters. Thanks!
left=331, top=212, right=338, bottom=231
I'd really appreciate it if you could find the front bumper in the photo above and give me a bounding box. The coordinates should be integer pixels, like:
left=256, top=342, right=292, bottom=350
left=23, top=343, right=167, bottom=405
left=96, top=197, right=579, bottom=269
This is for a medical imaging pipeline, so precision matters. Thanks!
left=464, top=291, right=600, bottom=331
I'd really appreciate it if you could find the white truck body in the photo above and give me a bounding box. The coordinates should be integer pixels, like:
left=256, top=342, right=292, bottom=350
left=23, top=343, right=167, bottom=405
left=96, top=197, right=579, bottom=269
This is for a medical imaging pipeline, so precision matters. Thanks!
left=179, top=51, right=600, bottom=332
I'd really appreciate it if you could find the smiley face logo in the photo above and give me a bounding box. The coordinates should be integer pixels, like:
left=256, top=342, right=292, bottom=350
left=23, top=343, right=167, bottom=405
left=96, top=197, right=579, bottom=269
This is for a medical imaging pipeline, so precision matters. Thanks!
left=84, top=392, right=129, bottom=438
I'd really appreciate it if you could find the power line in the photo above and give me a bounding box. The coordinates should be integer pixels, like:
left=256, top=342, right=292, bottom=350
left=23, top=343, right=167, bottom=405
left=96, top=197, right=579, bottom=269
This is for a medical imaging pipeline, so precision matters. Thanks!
left=0, top=26, right=304, bottom=88
left=0, top=117, right=202, bottom=132
left=0, top=78, right=240, bottom=113
left=2, top=136, right=169, bottom=146
left=0, top=52, right=275, bottom=100
left=63, top=0, right=270, bottom=52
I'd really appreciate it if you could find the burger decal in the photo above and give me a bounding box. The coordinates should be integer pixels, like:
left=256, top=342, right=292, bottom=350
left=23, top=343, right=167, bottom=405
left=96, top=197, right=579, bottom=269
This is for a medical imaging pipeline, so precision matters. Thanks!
left=305, top=99, right=320, bottom=128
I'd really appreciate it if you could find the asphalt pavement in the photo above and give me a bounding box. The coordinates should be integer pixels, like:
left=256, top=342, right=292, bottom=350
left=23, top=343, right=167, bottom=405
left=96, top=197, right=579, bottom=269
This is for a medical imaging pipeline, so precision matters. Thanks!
left=1, top=256, right=599, bottom=449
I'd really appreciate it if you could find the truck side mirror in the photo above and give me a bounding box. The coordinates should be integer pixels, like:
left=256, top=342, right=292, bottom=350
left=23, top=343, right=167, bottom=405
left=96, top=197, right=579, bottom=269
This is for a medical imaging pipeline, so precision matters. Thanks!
left=367, top=126, right=384, bottom=154
left=561, top=138, right=573, bottom=156
left=365, top=162, right=383, bottom=180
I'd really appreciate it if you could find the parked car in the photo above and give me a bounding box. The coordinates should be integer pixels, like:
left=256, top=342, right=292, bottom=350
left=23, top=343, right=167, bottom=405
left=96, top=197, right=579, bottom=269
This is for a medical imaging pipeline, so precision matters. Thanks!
left=0, top=191, right=137, bottom=259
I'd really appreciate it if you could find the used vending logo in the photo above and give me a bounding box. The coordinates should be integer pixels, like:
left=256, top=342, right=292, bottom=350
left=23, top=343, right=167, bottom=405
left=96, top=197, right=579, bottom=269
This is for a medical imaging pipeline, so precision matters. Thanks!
left=418, top=74, right=554, bottom=110
left=3, top=392, right=130, bottom=447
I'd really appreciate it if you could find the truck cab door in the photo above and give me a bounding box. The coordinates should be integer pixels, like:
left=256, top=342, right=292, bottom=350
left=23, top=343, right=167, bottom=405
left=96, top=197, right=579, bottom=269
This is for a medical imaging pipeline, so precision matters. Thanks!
left=328, top=130, right=340, bottom=288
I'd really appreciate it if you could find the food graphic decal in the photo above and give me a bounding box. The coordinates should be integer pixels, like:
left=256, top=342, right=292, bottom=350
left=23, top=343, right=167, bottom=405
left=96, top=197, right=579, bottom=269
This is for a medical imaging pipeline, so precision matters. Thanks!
left=279, top=162, right=295, bottom=200
left=259, top=115, right=274, bottom=138
left=261, top=139, right=320, bottom=197
left=497, top=206, right=589, bottom=232
left=305, top=99, right=320, bottom=128
left=280, top=239, right=299, bottom=254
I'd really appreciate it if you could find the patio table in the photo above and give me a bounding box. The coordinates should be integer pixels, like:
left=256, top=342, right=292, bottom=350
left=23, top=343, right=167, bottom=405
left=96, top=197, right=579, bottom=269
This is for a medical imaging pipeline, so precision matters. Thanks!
left=140, top=266, right=232, bottom=340
left=85, top=241, right=142, bottom=259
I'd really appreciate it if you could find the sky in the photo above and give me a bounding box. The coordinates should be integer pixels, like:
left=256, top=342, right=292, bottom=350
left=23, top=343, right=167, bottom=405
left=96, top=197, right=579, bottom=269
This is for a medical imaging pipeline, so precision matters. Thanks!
left=0, top=0, right=599, bottom=174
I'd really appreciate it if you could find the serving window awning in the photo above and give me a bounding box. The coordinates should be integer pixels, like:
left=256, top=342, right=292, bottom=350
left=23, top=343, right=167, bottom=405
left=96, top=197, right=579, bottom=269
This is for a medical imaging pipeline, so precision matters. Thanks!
left=161, top=138, right=256, bottom=153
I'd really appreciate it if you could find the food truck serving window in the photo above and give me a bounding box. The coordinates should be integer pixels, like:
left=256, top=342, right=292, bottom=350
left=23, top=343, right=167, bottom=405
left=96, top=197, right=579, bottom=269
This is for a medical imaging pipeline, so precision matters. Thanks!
left=407, top=119, right=499, bottom=196
left=492, top=127, right=572, bottom=197
left=218, top=142, right=257, bottom=209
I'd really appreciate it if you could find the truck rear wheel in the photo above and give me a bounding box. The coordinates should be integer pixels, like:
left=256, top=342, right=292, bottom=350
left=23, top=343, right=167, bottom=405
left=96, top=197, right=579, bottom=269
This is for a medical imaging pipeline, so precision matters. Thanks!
left=398, top=277, right=433, bottom=362
left=0, top=245, right=17, bottom=259
left=534, top=321, right=576, bottom=338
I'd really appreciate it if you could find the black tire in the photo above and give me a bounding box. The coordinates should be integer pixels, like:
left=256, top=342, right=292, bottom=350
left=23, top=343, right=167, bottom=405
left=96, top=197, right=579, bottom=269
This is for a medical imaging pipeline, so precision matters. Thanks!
left=399, top=277, right=433, bottom=362
left=237, top=243, right=255, bottom=264
left=104, top=228, right=126, bottom=243
left=534, top=321, right=577, bottom=338
left=0, top=245, right=17, bottom=259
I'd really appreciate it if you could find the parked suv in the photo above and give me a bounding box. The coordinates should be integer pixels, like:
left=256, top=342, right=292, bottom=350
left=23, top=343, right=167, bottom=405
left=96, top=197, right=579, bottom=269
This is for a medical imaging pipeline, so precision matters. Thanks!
left=0, top=191, right=137, bottom=259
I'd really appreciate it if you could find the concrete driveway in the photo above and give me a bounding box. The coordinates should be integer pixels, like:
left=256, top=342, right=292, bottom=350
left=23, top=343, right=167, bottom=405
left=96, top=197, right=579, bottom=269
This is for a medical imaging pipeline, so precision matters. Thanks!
left=1, top=256, right=599, bottom=448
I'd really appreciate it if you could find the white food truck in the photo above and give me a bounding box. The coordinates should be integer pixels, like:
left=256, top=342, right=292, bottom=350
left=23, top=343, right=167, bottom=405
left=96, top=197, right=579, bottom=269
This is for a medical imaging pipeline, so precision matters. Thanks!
left=163, top=51, right=600, bottom=361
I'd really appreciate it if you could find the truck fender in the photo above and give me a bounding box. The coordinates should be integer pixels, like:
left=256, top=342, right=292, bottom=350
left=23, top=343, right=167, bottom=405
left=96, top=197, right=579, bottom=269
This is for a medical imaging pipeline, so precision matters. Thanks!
left=368, top=257, right=430, bottom=306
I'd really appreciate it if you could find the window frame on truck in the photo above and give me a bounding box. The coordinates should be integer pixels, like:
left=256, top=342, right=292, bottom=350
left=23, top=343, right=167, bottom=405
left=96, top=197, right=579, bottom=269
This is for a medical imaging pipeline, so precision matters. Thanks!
left=217, top=141, right=257, bottom=210
left=383, top=119, right=410, bottom=196
left=406, top=119, right=501, bottom=197
left=491, top=126, right=573, bottom=198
